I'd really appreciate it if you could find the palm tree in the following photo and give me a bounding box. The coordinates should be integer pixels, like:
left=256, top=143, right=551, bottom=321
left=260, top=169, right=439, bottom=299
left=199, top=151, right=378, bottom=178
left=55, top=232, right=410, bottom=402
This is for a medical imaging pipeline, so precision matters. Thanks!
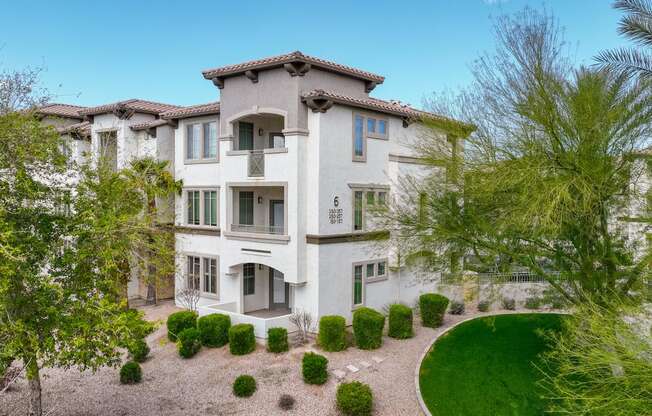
left=596, top=0, right=652, bottom=79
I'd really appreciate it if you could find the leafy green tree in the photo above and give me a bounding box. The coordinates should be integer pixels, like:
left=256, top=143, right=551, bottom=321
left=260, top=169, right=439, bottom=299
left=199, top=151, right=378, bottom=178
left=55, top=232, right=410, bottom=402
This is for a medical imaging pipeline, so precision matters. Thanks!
left=538, top=300, right=652, bottom=416
left=597, top=0, right=652, bottom=79
left=381, top=8, right=652, bottom=304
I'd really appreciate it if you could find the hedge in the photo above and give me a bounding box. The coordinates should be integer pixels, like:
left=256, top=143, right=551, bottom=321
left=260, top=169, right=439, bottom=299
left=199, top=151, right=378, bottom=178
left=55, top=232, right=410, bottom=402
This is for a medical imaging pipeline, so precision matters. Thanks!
left=233, top=375, right=256, bottom=397
left=127, top=339, right=150, bottom=363
left=198, top=314, right=231, bottom=347
left=119, top=361, right=142, bottom=384
left=177, top=327, right=202, bottom=358
left=302, top=352, right=328, bottom=385
left=167, top=310, right=197, bottom=342
left=449, top=301, right=465, bottom=315
left=336, top=381, right=373, bottom=416
left=388, top=304, right=413, bottom=339
left=318, top=315, right=347, bottom=351
left=419, top=293, right=449, bottom=328
left=267, top=327, right=289, bottom=353
left=352, top=307, right=385, bottom=350
left=229, top=324, right=256, bottom=355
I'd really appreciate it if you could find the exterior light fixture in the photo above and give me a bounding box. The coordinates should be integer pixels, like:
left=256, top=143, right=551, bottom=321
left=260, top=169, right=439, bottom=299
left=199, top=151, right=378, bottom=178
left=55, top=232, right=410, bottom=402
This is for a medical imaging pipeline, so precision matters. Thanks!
left=257, top=196, right=263, bottom=204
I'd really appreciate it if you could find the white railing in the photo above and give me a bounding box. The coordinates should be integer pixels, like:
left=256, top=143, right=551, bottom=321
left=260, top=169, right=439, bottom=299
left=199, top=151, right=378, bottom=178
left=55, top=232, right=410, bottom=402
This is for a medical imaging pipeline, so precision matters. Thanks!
left=198, top=303, right=294, bottom=338
left=231, top=223, right=284, bottom=235
left=440, top=271, right=561, bottom=285
left=248, top=150, right=264, bottom=177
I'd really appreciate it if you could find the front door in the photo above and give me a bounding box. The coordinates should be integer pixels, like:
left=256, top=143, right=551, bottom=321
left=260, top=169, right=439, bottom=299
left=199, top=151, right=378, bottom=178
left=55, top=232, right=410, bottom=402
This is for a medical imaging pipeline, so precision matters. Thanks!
left=269, top=268, right=289, bottom=310
left=269, top=200, right=284, bottom=234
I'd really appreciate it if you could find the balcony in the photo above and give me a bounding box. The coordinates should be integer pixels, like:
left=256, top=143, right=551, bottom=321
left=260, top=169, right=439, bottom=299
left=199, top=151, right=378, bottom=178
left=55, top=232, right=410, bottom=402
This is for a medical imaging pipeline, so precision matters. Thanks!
left=224, top=185, right=289, bottom=243
left=231, top=223, right=284, bottom=235
left=248, top=150, right=265, bottom=177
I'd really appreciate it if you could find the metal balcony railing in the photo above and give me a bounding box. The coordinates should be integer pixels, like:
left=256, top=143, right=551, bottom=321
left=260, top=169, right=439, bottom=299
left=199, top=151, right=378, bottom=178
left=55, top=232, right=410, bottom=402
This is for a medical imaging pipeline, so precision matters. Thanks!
left=248, top=150, right=264, bottom=177
left=231, top=224, right=284, bottom=235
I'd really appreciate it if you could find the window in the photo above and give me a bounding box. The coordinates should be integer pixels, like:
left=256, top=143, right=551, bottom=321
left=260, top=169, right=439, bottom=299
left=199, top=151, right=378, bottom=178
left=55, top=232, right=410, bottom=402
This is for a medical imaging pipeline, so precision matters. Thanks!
left=243, top=263, right=255, bottom=295
left=187, top=190, right=200, bottom=225
left=377, top=261, right=386, bottom=277
left=187, top=255, right=201, bottom=290
left=352, top=188, right=388, bottom=232
left=353, top=265, right=363, bottom=307
left=187, top=255, right=218, bottom=296
left=238, top=122, right=254, bottom=151
left=186, top=188, right=218, bottom=227
left=366, top=263, right=375, bottom=279
left=238, top=191, right=254, bottom=226
left=352, top=113, right=389, bottom=161
left=186, top=121, right=217, bottom=161
left=203, top=258, right=217, bottom=295
left=268, top=133, right=285, bottom=149
left=203, top=191, right=217, bottom=226
left=98, top=131, right=117, bottom=168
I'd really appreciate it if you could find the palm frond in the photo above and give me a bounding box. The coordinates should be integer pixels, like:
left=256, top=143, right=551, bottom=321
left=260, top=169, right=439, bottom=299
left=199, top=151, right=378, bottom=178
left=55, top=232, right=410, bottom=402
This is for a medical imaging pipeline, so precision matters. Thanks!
left=619, top=14, right=652, bottom=47
left=615, top=0, right=652, bottom=20
left=595, top=48, right=652, bottom=79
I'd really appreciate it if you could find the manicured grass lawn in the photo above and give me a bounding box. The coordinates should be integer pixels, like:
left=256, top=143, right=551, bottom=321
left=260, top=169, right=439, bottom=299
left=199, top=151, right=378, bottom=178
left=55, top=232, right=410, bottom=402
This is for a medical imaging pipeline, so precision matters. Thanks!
left=419, top=313, right=564, bottom=416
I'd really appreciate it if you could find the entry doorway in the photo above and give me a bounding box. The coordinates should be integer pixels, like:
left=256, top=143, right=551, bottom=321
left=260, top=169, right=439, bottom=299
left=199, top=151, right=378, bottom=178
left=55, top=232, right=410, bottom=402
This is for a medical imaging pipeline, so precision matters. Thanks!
left=269, top=268, right=289, bottom=310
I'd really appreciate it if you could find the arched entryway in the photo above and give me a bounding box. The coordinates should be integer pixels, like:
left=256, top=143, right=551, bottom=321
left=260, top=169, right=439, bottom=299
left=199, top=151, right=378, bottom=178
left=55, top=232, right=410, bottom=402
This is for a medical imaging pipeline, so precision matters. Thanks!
left=231, top=262, right=292, bottom=318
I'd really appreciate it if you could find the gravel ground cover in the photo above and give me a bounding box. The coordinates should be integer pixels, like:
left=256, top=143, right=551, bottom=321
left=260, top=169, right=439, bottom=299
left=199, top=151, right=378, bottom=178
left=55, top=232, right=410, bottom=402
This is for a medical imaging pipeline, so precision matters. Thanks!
left=1, top=301, right=539, bottom=416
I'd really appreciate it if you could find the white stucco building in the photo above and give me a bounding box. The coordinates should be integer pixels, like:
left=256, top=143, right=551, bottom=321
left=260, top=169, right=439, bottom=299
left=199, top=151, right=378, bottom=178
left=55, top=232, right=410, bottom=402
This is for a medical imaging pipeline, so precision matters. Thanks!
left=160, top=52, right=448, bottom=337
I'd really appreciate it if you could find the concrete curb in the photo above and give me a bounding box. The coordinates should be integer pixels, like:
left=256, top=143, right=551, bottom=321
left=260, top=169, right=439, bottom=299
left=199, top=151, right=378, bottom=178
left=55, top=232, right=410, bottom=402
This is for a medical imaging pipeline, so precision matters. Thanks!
left=414, top=310, right=566, bottom=416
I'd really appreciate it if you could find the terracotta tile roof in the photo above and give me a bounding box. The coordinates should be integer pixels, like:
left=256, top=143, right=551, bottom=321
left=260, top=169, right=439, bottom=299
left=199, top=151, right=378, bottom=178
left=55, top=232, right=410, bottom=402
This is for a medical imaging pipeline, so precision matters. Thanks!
left=161, top=101, right=220, bottom=120
left=79, top=99, right=181, bottom=116
left=129, top=119, right=173, bottom=131
left=202, top=51, right=384, bottom=83
left=37, top=103, right=86, bottom=119
left=301, top=89, right=433, bottom=119
left=57, top=120, right=91, bottom=138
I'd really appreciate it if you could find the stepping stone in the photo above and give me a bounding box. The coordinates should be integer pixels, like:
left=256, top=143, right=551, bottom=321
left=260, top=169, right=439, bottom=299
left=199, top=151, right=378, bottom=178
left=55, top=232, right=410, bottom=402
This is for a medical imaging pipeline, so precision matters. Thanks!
left=346, top=364, right=359, bottom=373
left=359, top=360, right=372, bottom=368
left=371, top=356, right=385, bottom=364
left=333, top=369, right=346, bottom=380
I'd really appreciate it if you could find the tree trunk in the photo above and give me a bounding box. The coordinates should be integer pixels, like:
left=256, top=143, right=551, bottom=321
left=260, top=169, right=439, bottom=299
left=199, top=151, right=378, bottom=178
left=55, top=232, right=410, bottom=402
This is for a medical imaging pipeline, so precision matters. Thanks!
left=26, top=358, right=42, bottom=416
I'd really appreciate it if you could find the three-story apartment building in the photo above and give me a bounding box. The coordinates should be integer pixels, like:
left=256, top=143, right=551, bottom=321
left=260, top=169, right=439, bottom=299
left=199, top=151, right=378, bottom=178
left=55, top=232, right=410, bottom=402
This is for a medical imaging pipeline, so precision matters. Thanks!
left=166, top=52, right=448, bottom=337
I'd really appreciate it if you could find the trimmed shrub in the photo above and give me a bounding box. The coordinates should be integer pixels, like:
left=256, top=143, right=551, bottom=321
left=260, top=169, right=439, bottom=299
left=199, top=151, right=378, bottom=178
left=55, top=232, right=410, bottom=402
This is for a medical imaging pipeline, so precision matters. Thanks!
left=119, top=361, right=142, bottom=384
left=318, top=315, right=347, bottom=351
left=336, top=381, right=373, bottom=416
left=501, top=297, right=516, bottom=310
left=302, top=352, right=328, bottom=385
left=167, top=310, right=197, bottom=342
left=477, top=300, right=490, bottom=312
left=449, top=301, right=465, bottom=315
left=197, top=314, right=231, bottom=347
left=352, top=307, right=385, bottom=350
left=229, top=324, right=256, bottom=355
left=267, top=327, right=289, bottom=353
left=419, top=293, right=449, bottom=328
left=233, top=375, right=256, bottom=397
left=127, top=339, right=150, bottom=363
left=524, top=297, right=542, bottom=310
left=278, top=394, right=295, bottom=411
left=388, top=304, right=413, bottom=339
left=177, top=327, right=202, bottom=358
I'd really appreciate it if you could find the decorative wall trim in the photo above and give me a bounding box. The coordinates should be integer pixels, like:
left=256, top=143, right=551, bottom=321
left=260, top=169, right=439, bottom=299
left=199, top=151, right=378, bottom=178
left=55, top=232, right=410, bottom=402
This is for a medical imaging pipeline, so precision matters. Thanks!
left=281, top=127, right=310, bottom=136
left=223, top=231, right=290, bottom=244
left=388, top=154, right=430, bottom=165
left=175, top=226, right=221, bottom=236
left=306, top=230, right=389, bottom=245
left=347, top=182, right=391, bottom=190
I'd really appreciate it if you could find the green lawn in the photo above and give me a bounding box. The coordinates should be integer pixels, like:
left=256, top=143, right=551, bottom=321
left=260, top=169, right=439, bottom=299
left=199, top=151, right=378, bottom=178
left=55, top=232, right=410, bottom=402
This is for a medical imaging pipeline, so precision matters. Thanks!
left=419, top=313, right=564, bottom=416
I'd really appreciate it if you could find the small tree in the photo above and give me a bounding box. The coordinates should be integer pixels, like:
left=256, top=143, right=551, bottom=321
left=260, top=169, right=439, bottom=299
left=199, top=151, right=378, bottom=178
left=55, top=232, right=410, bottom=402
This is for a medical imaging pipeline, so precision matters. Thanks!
left=289, top=309, right=314, bottom=344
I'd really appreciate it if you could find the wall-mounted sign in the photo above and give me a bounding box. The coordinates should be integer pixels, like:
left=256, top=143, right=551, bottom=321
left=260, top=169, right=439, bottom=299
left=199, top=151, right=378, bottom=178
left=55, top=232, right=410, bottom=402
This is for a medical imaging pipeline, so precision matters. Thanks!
left=329, top=196, right=343, bottom=224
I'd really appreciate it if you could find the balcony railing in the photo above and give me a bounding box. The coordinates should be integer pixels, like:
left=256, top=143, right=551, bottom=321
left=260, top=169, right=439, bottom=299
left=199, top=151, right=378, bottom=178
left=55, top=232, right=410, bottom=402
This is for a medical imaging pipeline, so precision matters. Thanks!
left=231, top=224, right=284, bottom=235
left=248, top=150, right=264, bottom=177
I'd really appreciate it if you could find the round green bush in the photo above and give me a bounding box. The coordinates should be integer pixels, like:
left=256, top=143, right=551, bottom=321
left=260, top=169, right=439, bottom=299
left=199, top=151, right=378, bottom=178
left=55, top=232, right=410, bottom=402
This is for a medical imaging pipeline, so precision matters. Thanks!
left=524, top=297, right=542, bottom=310
left=336, top=381, right=373, bottom=416
left=119, top=361, right=142, bottom=384
left=167, top=310, right=198, bottom=342
left=233, top=374, right=257, bottom=397
left=419, top=293, right=449, bottom=328
left=177, top=327, right=202, bottom=358
left=477, top=300, right=490, bottom=312
left=388, top=304, right=413, bottom=339
left=449, top=301, right=465, bottom=315
left=197, top=314, right=231, bottom=347
left=127, top=339, right=150, bottom=363
left=229, top=324, right=256, bottom=355
left=501, top=297, right=516, bottom=310
left=352, top=307, right=385, bottom=350
left=318, top=315, right=347, bottom=351
left=302, top=352, right=328, bottom=385
left=267, top=327, right=289, bottom=353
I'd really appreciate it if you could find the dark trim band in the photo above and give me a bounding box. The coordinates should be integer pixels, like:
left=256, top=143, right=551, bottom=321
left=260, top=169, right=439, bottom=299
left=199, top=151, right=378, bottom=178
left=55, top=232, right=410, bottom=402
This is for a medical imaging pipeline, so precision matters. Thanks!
left=306, top=230, right=389, bottom=245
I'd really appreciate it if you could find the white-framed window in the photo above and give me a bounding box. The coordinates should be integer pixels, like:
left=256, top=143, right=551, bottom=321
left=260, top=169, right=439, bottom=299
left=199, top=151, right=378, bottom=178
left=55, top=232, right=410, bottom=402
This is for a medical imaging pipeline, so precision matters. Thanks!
left=352, top=113, right=389, bottom=162
left=353, top=188, right=389, bottom=232
left=243, top=263, right=256, bottom=295
left=352, top=264, right=364, bottom=308
left=185, top=188, right=219, bottom=227
left=186, top=254, right=218, bottom=296
left=186, top=121, right=218, bottom=162
left=352, top=258, right=388, bottom=308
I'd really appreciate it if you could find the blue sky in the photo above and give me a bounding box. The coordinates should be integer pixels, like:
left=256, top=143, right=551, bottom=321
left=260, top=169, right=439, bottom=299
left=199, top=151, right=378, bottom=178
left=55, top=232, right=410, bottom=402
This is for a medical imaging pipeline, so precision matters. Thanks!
left=0, top=0, right=628, bottom=109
